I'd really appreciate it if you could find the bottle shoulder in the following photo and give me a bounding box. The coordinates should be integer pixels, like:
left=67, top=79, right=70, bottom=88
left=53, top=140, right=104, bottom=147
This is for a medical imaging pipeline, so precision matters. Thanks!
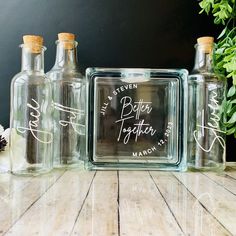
left=46, top=68, right=84, bottom=82
left=11, top=71, right=50, bottom=85
left=188, top=71, right=225, bottom=84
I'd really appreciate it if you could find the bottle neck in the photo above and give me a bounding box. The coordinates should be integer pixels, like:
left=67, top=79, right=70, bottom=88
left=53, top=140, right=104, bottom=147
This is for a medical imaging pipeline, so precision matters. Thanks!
left=21, top=45, right=45, bottom=73
left=54, top=41, right=78, bottom=69
left=193, top=44, right=214, bottom=73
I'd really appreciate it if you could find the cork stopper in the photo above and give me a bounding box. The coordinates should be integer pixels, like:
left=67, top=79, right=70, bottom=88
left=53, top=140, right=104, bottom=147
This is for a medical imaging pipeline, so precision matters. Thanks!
left=23, top=35, right=43, bottom=53
left=197, top=36, right=214, bottom=53
left=58, top=32, right=76, bottom=49
left=197, top=36, right=214, bottom=44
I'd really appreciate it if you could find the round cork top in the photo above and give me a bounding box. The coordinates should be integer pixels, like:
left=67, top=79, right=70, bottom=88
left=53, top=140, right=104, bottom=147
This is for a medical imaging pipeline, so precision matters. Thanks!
left=58, top=33, right=75, bottom=41
left=23, top=35, right=44, bottom=53
left=23, top=35, right=43, bottom=45
left=197, top=36, right=214, bottom=45
left=57, top=33, right=76, bottom=49
left=197, top=36, right=214, bottom=53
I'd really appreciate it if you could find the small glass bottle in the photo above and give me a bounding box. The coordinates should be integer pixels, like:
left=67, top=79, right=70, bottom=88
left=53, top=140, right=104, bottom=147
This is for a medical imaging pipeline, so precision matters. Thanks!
left=47, top=33, right=85, bottom=168
left=10, top=35, right=53, bottom=176
left=188, top=36, right=226, bottom=171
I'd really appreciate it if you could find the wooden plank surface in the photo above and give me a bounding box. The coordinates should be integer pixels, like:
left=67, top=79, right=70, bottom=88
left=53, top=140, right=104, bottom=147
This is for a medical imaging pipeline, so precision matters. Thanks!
left=222, top=167, right=236, bottom=182
left=119, top=171, right=183, bottom=236
left=0, top=174, right=33, bottom=200
left=0, top=170, right=64, bottom=235
left=150, top=171, right=231, bottom=236
left=204, top=172, right=236, bottom=196
left=71, top=171, right=118, bottom=236
left=4, top=170, right=95, bottom=236
left=174, top=172, right=236, bottom=235
left=0, top=169, right=236, bottom=236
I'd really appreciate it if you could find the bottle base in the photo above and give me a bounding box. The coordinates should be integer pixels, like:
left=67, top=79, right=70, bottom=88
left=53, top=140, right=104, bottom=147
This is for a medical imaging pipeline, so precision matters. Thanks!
left=11, top=167, right=52, bottom=177
left=53, top=160, right=84, bottom=170
left=187, top=163, right=225, bottom=172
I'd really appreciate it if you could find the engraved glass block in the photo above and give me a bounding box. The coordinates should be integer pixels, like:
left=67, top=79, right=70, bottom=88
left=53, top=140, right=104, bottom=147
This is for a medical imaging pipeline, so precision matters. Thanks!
left=86, top=68, right=188, bottom=171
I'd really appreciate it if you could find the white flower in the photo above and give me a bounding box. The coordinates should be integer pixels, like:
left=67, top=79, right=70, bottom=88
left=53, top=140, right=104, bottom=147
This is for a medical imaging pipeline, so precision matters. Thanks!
left=0, top=126, right=9, bottom=172
left=1, top=128, right=10, bottom=150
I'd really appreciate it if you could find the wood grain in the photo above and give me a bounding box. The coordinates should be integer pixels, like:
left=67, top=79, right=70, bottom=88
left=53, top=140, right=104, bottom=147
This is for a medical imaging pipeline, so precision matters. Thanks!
left=0, top=174, right=33, bottom=199
left=0, top=170, right=64, bottom=235
left=4, top=170, right=95, bottom=236
left=224, top=167, right=236, bottom=180
left=1, top=169, right=236, bottom=236
left=150, top=171, right=231, bottom=236
left=204, top=172, right=236, bottom=195
left=119, top=171, right=183, bottom=236
left=174, top=172, right=236, bottom=235
left=71, top=171, right=119, bottom=236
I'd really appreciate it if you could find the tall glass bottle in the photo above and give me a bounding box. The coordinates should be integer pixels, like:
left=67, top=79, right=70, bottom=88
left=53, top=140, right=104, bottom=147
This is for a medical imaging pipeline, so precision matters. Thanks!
left=188, top=36, right=226, bottom=171
left=10, top=35, right=53, bottom=176
left=47, top=33, right=85, bottom=168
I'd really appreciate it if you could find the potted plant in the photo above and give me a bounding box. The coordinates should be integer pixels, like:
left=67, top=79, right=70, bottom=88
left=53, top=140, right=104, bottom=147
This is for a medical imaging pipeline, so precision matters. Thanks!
left=199, top=0, right=236, bottom=137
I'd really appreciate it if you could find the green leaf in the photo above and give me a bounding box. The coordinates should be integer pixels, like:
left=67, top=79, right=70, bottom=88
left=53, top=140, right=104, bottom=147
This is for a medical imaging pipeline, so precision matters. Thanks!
left=226, top=126, right=236, bottom=135
left=226, top=111, right=236, bottom=124
left=218, top=27, right=228, bottom=39
left=225, top=46, right=236, bottom=53
left=227, top=85, right=236, bottom=97
left=224, top=62, right=236, bottom=72
left=223, top=54, right=234, bottom=62
left=233, top=76, right=236, bottom=85
left=229, top=71, right=236, bottom=78
left=215, top=47, right=225, bottom=54
left=227, top=102, right=233, bottom=114
left=229, top=105, right=236, bottom=117
left=227, top=4, right=233, bottom=13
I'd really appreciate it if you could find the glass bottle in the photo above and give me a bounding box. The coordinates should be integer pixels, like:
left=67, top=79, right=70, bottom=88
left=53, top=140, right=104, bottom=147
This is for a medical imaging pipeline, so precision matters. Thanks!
left=10, top=35, right=53, bottom=176
left=47, top=33, right=85, bottom=168
left=188, top=36, right=226, bottom=171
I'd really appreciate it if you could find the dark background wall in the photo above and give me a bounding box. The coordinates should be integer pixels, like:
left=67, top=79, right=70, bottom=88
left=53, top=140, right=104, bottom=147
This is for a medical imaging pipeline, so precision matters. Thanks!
left=0, top=0, right=235, bottom=160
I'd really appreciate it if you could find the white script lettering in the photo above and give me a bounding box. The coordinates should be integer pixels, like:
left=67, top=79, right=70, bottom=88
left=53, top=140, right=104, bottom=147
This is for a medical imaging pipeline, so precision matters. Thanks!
left=193, top=91, right=226, bottom=153
left=54, top=102, right=85, bottom=135
left=17, top=99, right=53, bottom=144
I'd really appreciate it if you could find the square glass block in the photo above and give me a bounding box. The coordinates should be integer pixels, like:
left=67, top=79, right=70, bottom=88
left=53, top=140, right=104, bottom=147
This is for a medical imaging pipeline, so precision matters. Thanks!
left=86, top=68, right=188, bottom=171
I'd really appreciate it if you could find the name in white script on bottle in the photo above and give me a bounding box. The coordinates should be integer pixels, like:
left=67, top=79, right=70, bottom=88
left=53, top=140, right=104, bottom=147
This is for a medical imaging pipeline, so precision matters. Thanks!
left=17, top=99, right=53, bottom=144
left=54, top=102, right=85, bottom=135
left=193, top=91, right=226, bottom=152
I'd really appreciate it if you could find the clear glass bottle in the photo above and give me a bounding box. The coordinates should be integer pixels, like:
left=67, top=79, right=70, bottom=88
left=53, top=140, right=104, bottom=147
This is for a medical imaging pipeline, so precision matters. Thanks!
left=10, top=35, right=53, bottom=176
left=188, top=36, right=226, bottom=171
left=47, top=33, right=85, bottom=168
